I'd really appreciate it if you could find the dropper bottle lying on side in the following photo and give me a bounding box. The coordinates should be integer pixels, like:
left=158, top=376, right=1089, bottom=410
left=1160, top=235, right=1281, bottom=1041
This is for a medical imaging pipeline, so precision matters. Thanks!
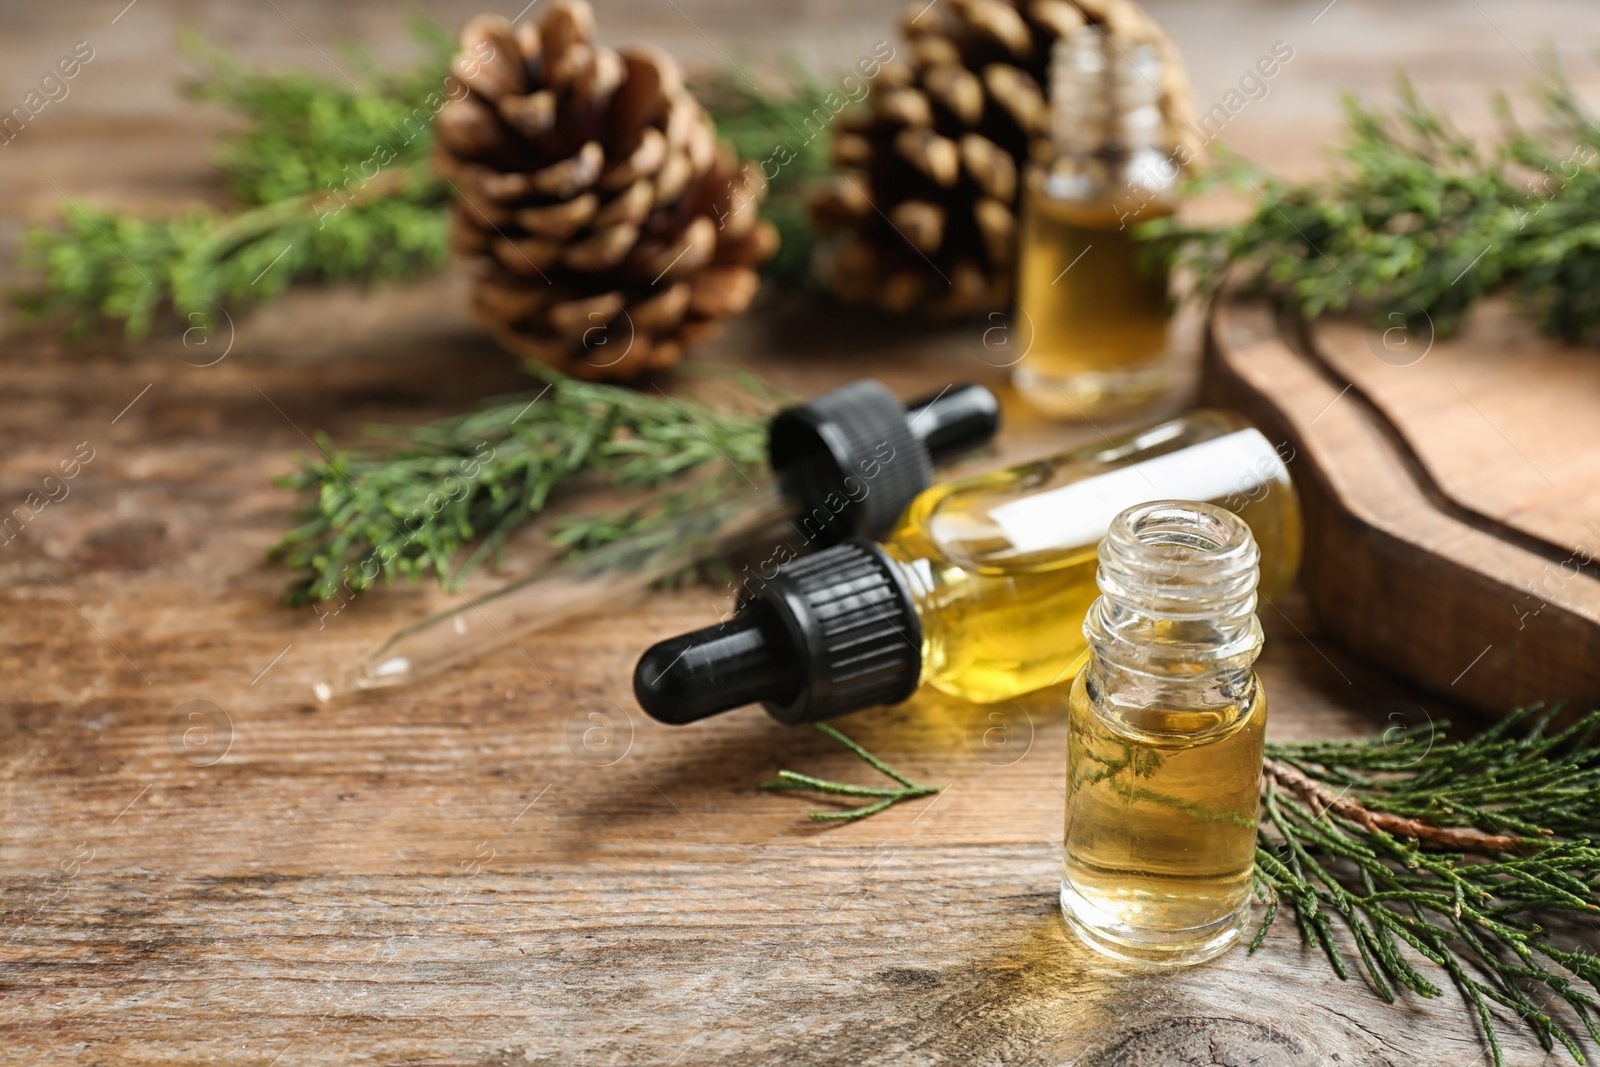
left=634, top=409, right=1300, bottom=725
left=312, top=380, right=1001, bottom=701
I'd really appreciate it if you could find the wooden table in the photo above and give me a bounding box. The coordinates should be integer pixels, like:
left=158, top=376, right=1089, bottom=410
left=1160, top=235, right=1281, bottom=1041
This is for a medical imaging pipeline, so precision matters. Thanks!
left=3, top=1, right=1596, bottom=1064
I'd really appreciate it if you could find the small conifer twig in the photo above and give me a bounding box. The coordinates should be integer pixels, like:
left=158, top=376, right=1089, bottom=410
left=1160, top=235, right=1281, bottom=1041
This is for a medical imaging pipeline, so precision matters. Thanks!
left=761, top=724, right=940, bottom=823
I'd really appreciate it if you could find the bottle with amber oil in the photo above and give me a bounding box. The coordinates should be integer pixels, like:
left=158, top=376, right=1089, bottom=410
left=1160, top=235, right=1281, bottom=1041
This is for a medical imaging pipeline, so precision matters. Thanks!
left=634, top=411, right=1296, bottom=728
left=1061, top=500, right=1266, bottom=967
left=1013, top=26, right=1178, bottom=419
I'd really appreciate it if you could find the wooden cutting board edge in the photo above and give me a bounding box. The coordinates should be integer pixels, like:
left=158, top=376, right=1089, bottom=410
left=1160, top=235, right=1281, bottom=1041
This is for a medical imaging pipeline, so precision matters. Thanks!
left=1202, top=296, right=1600, bottom=718
left=1305, top=310, right=1600, bottom=566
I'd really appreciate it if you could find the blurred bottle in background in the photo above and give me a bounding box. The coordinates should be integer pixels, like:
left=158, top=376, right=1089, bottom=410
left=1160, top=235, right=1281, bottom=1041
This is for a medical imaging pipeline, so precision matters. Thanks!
left=1013, top=26, right=1179, bottom=420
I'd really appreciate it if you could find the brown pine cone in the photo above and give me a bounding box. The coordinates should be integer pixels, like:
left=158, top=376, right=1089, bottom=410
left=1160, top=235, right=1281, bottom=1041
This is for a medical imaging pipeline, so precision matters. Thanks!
left=808, top=0, right=1195, bottom=318
left=436, top=2, right=778, bottom=381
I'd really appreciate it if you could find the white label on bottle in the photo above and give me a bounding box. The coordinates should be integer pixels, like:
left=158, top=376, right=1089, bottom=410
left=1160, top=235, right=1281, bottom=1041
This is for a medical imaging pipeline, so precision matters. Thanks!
left=986, top=429, right=1285, bottom=555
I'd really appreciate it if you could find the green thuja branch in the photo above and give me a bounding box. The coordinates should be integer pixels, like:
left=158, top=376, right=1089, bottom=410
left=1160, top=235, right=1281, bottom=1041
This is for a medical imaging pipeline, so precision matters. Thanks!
left=1258, top=705, right=1600, bottom=1066
left=17, top=24, right=457, bottom=337
left=1158, top=71, right=1600, bottom=341
left=269, top=367, right=770, bottom=605
left=763, top=724, right=941, bottom=822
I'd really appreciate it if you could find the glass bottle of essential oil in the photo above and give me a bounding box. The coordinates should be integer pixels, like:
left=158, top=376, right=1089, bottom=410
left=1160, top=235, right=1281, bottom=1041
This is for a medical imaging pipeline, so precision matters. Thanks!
left=1061, top=500, right=1266, bottom=966
left=1013, top=26, right=1179, bottom=420
left=634, top=410, right=1299, bottom=726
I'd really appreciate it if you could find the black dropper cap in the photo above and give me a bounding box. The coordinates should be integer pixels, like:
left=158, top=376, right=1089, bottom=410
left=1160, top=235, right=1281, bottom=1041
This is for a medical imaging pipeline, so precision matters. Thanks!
left=634, top=540, right=922, bottom=726
left=767, top=381, right=999, bottom=543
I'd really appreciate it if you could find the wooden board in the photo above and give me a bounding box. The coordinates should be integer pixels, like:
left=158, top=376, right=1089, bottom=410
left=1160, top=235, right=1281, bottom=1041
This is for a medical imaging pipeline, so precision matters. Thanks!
left=1203, top=296, right=1600, bottom=717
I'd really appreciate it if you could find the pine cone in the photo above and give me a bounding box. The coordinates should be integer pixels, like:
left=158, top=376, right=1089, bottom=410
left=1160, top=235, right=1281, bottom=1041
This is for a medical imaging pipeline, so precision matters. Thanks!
left=436, top=2, right=778, bottom=381
left=808, top=0, right=1195, bottom=317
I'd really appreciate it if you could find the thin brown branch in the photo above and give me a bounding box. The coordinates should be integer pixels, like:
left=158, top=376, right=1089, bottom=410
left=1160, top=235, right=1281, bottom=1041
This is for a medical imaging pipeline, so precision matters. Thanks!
left=1262, top=757, right=1536, bottom=854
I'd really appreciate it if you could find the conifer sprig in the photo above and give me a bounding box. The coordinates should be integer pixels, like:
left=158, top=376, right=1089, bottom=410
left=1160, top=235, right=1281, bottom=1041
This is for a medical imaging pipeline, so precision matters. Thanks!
left=269, top=368, right=770, bottom=605
left=763, top=724, right=942, bottom=822
left=17, top=25, right=457, bottom=338
left=1258, top=705, right=1600, bottom=1067
left=1160, top=73, right=1600, bottom=341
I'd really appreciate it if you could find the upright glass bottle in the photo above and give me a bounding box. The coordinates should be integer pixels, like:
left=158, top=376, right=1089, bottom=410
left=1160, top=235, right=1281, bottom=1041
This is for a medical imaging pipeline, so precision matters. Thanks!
left=1061, top=500, right=1266, bottom=966
left=633, top=410, right=1298, bottom=726
left=1013, top=27, right=1179, bottom=419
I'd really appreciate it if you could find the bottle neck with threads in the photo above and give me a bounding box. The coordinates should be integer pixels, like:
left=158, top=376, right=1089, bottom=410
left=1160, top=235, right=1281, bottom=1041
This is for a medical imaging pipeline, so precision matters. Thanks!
left=1082, top=501, right=1263, bottom=732
left=1037, top=26, right=1176, bottom=213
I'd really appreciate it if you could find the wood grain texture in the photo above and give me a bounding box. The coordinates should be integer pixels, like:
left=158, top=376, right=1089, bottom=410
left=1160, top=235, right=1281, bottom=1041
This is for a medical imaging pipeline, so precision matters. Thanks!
left=1203, top=297, right=1600, bottom=717
left=4, top=1, right=1600, bottom=1064
left=1314, top=303, right=1600, bottom=555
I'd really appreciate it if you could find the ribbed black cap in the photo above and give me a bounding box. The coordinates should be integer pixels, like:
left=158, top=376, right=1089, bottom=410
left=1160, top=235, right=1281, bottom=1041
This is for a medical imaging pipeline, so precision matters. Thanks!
left=767, top=381, right=998, bottom=543
left=757, top=540, right=923, bottom=724
left=633, top=539, right=923, bottom=726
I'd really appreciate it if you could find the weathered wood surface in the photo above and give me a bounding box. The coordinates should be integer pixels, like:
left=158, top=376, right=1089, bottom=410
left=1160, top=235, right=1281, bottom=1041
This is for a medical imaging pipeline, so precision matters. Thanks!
left=1204, top=297, right=1600, bottom=717
left=3, top=1, right=1599, bottom=1065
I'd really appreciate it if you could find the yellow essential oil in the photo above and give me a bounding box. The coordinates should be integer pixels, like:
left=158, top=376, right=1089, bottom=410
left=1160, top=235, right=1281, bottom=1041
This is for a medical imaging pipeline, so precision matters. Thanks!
left=635, top=411, right=1298, bottom=729
left=886, top=411, right=1297, bottom=704
left=1013, top=26, right=1180, bottom=420
left=1061, top=501, right=1267, bottom=966
left=1014, top=196, right=1173, bottom=418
